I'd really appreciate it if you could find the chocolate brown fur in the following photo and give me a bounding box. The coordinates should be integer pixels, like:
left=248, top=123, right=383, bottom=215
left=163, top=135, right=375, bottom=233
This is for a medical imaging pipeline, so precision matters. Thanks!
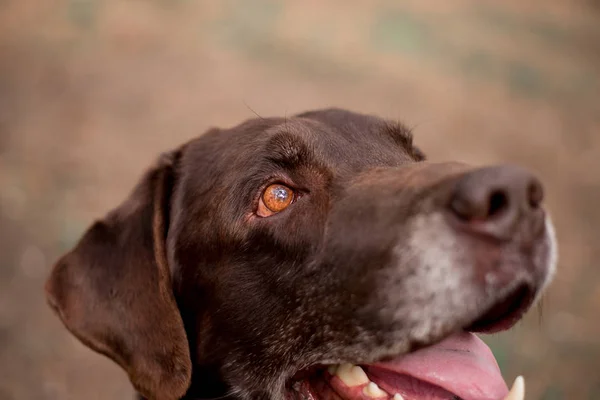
left=46, top=109, right=556, bottom=400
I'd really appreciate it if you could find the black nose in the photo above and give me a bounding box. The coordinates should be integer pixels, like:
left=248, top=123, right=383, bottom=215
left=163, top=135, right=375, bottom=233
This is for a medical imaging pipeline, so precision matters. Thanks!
left=448, top=165, right=544, bottom=240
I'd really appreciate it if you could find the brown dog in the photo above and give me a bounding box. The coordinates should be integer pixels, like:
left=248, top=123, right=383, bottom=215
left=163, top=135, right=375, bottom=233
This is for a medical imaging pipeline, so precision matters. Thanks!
left=45, top=109, right=557, bottom=400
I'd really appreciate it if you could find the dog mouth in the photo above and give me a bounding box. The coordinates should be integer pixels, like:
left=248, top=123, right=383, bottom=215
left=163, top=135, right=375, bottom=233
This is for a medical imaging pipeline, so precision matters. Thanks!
left=287, top=285, right=534, bottom=400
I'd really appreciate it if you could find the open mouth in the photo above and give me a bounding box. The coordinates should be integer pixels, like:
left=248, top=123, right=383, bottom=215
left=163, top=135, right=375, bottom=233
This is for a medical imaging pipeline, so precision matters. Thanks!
left=288, top=286, right=533, bottom=400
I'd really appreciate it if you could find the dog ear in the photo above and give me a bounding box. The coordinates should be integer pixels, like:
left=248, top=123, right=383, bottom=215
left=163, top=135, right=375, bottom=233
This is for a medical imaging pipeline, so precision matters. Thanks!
left=45, top=151, right=191, bottom=400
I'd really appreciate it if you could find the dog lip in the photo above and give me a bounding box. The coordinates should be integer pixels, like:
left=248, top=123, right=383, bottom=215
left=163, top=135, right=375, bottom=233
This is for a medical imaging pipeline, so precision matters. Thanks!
left=466, top=283, right=535, bottom=334
left=286, top=284, right=536, bottom=398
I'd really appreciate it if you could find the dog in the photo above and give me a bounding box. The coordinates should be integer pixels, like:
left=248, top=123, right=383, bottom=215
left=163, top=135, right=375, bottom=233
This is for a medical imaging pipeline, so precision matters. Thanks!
left=45, top=109, right=557, bottom=400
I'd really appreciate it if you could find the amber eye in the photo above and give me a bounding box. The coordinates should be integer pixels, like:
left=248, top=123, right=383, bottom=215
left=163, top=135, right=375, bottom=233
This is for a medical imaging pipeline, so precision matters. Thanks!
left=257, top=184, right=295, bottom=217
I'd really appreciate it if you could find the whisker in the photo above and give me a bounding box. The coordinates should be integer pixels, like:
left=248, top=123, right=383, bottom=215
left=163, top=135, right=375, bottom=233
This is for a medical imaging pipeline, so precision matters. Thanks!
left=536, top=295, right=545, bottom=326
left=243, top=101, right=265, bottom=120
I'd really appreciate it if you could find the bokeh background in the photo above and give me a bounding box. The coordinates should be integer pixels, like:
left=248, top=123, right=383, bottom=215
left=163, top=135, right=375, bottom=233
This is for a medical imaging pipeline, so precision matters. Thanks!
left=1, top=1, right=599, bottom=399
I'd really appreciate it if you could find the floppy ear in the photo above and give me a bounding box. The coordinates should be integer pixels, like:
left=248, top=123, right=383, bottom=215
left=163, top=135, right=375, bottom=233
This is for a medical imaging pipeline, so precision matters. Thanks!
left=45, top=151, right=191, bottom=400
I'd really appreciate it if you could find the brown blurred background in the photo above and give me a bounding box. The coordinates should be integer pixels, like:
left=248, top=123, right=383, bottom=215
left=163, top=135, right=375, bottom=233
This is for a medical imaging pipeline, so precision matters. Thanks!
left=1, top=1, right=599, bottom=399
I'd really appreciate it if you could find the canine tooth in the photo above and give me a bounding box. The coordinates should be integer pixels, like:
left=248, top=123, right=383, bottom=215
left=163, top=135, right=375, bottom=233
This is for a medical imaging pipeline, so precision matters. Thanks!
left=504, top=376, right=525, bottom=400
left=363, top=382, right=387, bottom=398
left=393, top=394, right=405, bottom=400
left=327, top=365, right=338, bottom=375
left=335, top=364, right=369, bottom=386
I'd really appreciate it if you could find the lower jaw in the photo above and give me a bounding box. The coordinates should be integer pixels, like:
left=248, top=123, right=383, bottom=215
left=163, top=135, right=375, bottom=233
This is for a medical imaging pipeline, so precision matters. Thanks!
left=288, top=367, right=460, bottom=400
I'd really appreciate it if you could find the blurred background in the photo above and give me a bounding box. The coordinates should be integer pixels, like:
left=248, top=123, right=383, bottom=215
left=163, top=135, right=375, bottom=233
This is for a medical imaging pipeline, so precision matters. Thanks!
left=1, top=1, right=599, bottom=399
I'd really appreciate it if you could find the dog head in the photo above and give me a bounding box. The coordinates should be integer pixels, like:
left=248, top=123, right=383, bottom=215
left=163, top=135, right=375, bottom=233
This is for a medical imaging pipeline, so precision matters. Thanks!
left=46, top=109, right=557, bottom=400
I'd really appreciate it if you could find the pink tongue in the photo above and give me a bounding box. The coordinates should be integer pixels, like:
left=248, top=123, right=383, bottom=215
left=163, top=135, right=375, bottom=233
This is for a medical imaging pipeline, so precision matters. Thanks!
left=370, top=332, right=508, bottom=400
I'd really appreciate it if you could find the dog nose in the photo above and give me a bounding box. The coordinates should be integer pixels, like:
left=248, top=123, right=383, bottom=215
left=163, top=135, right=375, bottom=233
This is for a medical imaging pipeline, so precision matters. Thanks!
left=448, top=165, right=544, bottom=240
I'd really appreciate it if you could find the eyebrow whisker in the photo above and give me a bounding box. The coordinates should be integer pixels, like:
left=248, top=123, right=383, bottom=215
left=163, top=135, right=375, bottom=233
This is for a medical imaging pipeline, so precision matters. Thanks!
left=243, top=101, right=265, bottom=121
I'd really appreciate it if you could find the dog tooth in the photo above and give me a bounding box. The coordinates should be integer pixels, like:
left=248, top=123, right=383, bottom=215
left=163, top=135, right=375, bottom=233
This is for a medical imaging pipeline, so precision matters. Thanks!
left=504, top=376, right=525, bottom=400
left=350, top=365, right=369, bottom=384
left=363, top=382, right=387, bottom=398
left=327, top=365, right=338, bottom=375
left=335, top=364, right=369, bottom=387
left=393, top=394, right=405, bottom=400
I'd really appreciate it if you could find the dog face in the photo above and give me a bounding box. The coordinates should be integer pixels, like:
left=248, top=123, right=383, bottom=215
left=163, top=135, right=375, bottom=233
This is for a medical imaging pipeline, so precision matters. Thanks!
left=46, top=109, right=557, bottom=400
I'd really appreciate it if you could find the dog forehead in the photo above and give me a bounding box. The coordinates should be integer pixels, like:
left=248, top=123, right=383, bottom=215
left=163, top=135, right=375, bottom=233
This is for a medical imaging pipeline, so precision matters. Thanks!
left=182, top=110, right=417, bottom=186
left=262, top=112, right=416, bottom=169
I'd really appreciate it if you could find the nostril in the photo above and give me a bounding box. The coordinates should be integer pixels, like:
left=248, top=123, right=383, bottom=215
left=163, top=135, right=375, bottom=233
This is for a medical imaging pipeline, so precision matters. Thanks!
left=449, top=195, right=472, bottom=221
left=488, top=190, right=509, bottom=218
left=527, top=180, right=544, bottom=209
left=449, top=189, right=509, bottom=221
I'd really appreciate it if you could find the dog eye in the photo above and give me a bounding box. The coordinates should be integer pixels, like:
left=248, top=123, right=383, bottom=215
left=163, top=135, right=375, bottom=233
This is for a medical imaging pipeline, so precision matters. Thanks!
left=257, top=184, right=295, bottom=216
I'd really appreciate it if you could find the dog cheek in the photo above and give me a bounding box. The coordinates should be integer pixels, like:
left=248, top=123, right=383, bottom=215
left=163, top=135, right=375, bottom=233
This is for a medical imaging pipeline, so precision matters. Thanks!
left=381, top=213, right=479, bottom=343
